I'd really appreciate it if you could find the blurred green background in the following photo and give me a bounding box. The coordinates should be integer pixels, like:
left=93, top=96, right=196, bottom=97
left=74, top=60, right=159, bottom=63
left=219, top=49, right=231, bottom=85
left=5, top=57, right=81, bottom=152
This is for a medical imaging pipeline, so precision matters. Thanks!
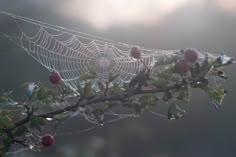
left=0, top=0, right=236, bottom=157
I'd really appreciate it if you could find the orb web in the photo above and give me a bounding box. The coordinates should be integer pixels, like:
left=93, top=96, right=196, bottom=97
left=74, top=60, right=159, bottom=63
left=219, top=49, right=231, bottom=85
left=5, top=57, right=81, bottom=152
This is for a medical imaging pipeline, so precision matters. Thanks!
left=0, top=10, right=215, bottom=92
left=19, top=27, right=159, bottom=90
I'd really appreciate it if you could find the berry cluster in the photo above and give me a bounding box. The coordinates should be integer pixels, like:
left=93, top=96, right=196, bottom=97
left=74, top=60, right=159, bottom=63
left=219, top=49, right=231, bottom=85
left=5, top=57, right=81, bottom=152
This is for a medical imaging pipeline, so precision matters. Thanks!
left=175, top=48, right=199, bottom=74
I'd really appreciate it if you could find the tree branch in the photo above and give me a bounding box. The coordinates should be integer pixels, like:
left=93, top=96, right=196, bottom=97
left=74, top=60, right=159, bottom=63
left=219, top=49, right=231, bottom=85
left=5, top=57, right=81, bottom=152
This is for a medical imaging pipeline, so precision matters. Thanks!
left=11, top=83, right=182, bottom=131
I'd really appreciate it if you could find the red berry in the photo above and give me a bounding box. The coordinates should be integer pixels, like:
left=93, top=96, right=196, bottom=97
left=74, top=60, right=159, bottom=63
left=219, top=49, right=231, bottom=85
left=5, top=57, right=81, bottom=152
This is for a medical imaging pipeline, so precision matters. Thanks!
left=175, top=60, right=190, bottom=74
left=130, top=47, right=141, bottom=59
left=184, top=48, right=198, bottom=63
left=41, top=134, right=54, bottom=147
left=49, top=71, right=61, bottom=84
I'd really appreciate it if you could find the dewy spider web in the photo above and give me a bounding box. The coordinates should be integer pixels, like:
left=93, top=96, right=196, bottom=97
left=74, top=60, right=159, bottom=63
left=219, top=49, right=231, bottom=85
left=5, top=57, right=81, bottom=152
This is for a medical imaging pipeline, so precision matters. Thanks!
left=0, top=10, right=212, bottom=92
left=0, top=11, right=231, bottom=155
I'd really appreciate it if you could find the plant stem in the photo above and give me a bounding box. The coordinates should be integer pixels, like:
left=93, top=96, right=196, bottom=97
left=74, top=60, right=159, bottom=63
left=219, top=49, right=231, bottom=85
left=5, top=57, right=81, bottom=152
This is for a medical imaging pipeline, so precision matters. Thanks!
left=11, top=83, right=181, bottom=131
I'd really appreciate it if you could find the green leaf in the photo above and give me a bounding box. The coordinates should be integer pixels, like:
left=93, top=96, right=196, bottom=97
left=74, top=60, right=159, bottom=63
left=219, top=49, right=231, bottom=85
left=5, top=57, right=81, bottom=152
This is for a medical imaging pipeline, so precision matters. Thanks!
left=108, top=73, right=119, bottom=82
left=156, top=65, right=174, bottom=79
left=0, top=111, right=14, bottom=129
left=204, top=87, right=227, bottom=110
left=0, top=138, right=12, bottom=157
left=36, top=84, right=49, bottom=100
left=30, top=115, right=45, bottom=132
left=0, top=94, right=18, bottom=107
left=0, top=117, right=13, bottom=129
left=206, top=88, right=225, bottom=103
left=54, top=112, right=72, bottom=122
left=83, top=82, right=95, bottom=97
left=208, top=67, right=227, bottom=79
left=197, top=56, right=223, bottom=79
left=111, top=84, right=125, bottom=96
left=0, top=96, right=8, bottom=103
left=80, top=73, right=97, bottom=81
left=14, top=125, right=29, bottom=136
left=139, top=94, right=158, bottom=106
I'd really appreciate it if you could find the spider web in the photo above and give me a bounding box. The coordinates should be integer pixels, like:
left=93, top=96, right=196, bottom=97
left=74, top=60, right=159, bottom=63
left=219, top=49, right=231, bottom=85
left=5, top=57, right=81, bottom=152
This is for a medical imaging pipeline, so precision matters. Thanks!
left=0, top=10, right=211, bottom=91
left=0, top=11, right=227, bottom=155
left=20, top=27, right=156, bottom=89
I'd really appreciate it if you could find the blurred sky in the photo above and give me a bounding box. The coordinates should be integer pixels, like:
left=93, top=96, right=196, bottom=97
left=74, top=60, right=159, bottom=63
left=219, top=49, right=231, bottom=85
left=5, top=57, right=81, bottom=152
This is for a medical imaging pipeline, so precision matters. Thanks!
left=0, top=1, right=236, bottom=157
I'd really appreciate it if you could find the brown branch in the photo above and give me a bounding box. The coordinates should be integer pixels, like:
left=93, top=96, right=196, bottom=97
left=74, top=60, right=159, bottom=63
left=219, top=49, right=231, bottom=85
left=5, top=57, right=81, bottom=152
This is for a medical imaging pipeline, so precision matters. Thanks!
left=11, top=83, right=182, bottom=131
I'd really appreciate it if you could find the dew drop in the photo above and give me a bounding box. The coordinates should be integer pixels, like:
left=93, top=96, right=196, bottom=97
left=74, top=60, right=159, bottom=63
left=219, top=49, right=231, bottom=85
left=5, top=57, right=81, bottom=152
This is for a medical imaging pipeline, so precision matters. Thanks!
left=79, top=107, right=86, bottom=112
left=29, top=145, right=34, bottom=150
left=46, top=117, right=53, bottom=121
left=21, top=112, right=27, bottom=116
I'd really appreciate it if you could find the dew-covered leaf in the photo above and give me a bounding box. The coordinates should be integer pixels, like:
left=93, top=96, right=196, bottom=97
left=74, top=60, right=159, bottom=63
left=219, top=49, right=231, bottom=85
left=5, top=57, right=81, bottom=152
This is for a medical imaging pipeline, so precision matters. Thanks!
left=0, top=95, right=18, bottom=108
left=204, top=87, right=227, bottom=110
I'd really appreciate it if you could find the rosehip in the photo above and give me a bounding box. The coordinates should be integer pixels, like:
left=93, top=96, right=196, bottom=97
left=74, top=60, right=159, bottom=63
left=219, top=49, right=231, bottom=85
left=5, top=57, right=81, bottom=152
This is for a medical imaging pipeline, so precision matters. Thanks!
left=184, top=48, right=199, bottom=63
left=49, top=71, right=61, bottom=84
left=175, top=60, right=190, bottom=74
left=41, top=134, right=54, bottom=147
left=130, top=47, right=141, bottom=59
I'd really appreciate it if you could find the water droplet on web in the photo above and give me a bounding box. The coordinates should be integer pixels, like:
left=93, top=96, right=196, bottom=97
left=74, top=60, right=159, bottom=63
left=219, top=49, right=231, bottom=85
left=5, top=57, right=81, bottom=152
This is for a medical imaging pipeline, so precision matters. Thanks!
left=46, top=117, right=53, bottom=121
left=21, top=112, right=27, bottom=116
left=29, top=145, right=34, bottom=150
left=79, top=106, right=86, bottom=112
